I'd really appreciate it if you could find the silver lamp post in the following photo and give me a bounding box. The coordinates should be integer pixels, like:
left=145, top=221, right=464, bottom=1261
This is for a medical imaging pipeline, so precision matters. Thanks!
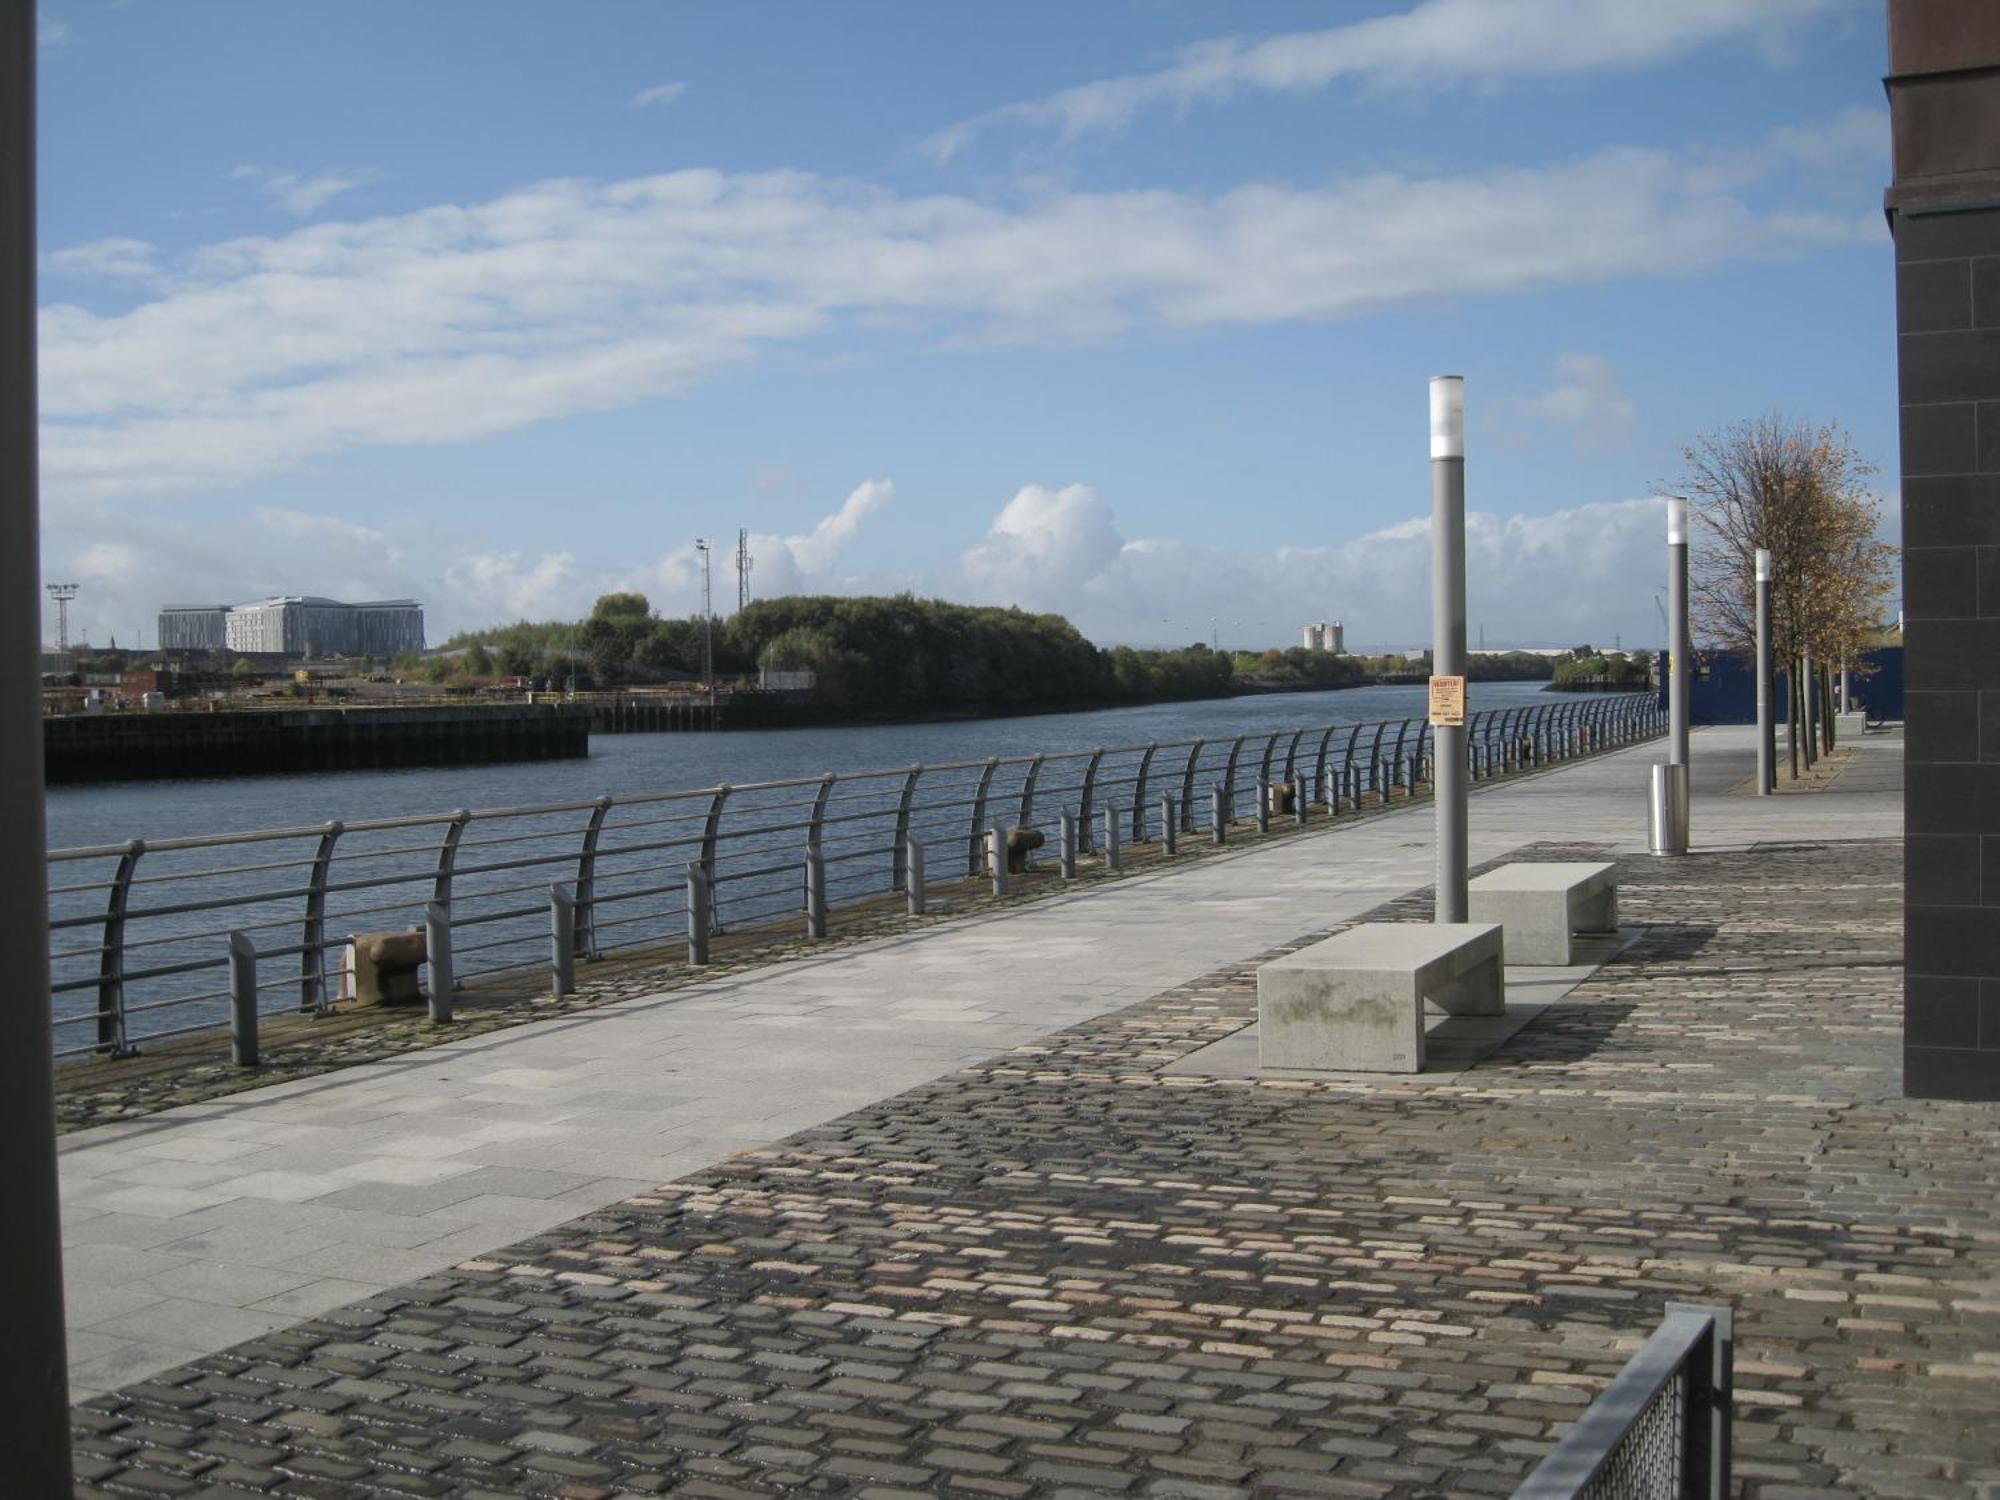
left=1755, top=547, right=1774, bottom=795
left=1649, top=496, right=1691, bottom=854
left=1430, top=375, right=1468, bottom=922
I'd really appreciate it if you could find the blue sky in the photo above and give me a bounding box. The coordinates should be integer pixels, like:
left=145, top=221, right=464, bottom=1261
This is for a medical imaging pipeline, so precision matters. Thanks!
left=36, top=0, right=1894, bottom=651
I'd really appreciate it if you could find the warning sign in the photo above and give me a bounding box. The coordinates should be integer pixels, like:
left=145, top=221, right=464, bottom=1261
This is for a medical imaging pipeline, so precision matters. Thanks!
left=1428, top=675, right=1466, bottom=726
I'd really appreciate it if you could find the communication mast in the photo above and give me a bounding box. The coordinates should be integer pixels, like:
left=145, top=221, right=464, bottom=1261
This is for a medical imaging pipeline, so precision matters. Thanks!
left=45, top=582, right=79, bottom=657
left=693, top=538, right=714, bottom=683
left=735, top=528, right=752, bottom=613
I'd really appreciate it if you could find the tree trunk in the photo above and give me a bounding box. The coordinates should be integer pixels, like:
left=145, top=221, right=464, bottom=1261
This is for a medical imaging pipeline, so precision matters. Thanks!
left=1821, top=663, right=1836, bottom=751
left=1792, top=660, right=1808, bottom=780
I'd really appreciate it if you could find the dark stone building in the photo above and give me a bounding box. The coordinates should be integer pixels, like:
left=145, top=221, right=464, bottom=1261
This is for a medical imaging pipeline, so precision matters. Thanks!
left=1888, top=0, right=2000, bottom=1099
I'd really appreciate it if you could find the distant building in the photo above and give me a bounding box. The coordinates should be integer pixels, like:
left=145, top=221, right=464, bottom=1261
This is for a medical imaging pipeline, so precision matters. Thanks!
left=1302, top=620, right=1345, bottom=654
left=160, top=596, right=424, bottom=659
left=158, top=604, right=228, bottom=653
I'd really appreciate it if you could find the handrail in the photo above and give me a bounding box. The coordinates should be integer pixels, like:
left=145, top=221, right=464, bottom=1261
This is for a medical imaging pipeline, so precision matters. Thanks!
left=44, top=692, right=1663, bottom=1063
left=1512, top=1302, right=1732, bottom=1499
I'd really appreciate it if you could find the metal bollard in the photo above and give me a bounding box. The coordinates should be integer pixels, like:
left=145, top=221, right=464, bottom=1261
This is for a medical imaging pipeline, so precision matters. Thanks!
left=906, top=837, right=927, bottom=916
left=990, top=820, right=1009, bottom=896
left=550, top=884, right=576, bottom=996
left=1161, top=796, right=1177, bottom=855
left=805, top=848, right=828, bottom=938
left=1323, top=766, right=1339, bottom=815
left=1102, top=807, right=1122, bottom=870
left=1294, top=779, right=1307, bottom=825
left=1256, top=784, right=1270, bottom=834
left=1059, top=810, right=1077, bottom=879
left=424, top=901, right=454, bottom=1023
left=1211, top=785, right=1227, bottom=845
left=686, top=863, right=712, bottom=964
left=227, top=931, right=259, bottom=1067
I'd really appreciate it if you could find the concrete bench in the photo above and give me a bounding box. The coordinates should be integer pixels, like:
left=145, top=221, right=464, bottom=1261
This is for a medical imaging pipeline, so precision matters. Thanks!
left=1468, top=861, right=1617, bottom=966
left=1257, top=921, right=1504, bottom=1074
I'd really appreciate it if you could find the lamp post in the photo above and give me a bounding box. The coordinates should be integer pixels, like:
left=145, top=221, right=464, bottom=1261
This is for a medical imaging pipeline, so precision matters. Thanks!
left=1430, top=375, right=1468, bottom=922
left=0, top=5, right=76, bottom=1487
left=1755, top=547, right=1774, bottom=795
left=1649, top=496, right=1691, bottom=854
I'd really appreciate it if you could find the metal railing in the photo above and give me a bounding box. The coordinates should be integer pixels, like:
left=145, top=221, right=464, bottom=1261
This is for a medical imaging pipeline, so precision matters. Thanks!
left=45, top=692, right=1662, bottom=1064
left=1513, top=1302, right=1733, bottom=1500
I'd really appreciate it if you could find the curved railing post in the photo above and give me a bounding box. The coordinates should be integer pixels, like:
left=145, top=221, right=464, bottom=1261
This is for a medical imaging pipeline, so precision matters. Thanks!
left=1019, top=754, right=1046, bottom=861
left=1222, top=736, right=1247, bottom=827
left=1077, top=749, right=1105, bottom=854
left=1390, top=720, right=1410, bottom=796
left=968, top=758, right=1000, bottom=876
left=1281, top=728, right=1305, bottom=788
left=303, top=819, right=346, bottom=1015
left=701, top=785, right=731, bottom=932
left=1415, top=721, right=1432, bottom=790
left=1368, top=721, right=1389, bottom=802
left=803, top=775, right=833, bottom=919
left=891, top=765, right=922, bottom=891
left=1132, top=743, right=1158, bottom=843
left=1342, top=724, right=1362, bottom=808
left=574, top=796, right=612, bottom=960
left=96, top=838, right=144, bottom=1055
left=1179, top=740, right=1205, bottom=831
left=1312, top=726, right=1336, bottom=811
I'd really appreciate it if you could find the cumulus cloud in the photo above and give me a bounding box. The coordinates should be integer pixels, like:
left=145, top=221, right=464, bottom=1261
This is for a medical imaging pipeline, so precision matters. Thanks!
left=1502, top=353, right=1637, bottom=453
left=950, top=485, right=1668, bottom=650
left=925, top=0, right=1859, bottom=157
left=630, top=81, right=689, bottom=109
left=230, top=164, right=380, bottom=217
left=39, top=118, right=1877, bottom=504
left=37, top=10, right=68, bottom=49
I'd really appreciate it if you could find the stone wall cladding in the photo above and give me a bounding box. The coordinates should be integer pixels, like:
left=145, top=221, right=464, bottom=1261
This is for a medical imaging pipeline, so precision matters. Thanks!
left=71, top=839, right=2000, bottom=1499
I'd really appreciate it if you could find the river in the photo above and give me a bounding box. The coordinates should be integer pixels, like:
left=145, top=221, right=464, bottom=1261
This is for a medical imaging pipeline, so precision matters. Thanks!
left=47, top=681, right=1557, bottom=850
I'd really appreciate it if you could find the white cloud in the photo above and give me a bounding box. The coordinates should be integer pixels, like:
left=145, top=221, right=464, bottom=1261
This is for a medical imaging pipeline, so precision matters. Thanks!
left=926, top=0, right=1859, bottom=156
left=43, top=236, right=158, bottom=281
left=961, top=484, right=1124, bottom=609
left=949, top=486, right=1668, bottom=651
left=230, top=164, right=379, bottom=217
left=630, top=81, right=689, bottom=109
left=37, top=11, right=69, bottom=49
left=39, top=118, right=1877, bottom=504
left=442, top=550, right=583, bottom=623
left=1503, top=352, right=1637, bottom=453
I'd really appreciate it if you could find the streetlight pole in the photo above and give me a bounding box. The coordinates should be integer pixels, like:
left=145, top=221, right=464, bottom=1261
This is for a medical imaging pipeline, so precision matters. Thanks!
left=693, top=538, right=713, bottom=684
left=1755, top=547, right=1774, bottom=795
left=1429, top=375, right=1468, bottom=923
left=1650, top=496, right=1691, bottom=854
left=0, top=5, right=76, bottom=1487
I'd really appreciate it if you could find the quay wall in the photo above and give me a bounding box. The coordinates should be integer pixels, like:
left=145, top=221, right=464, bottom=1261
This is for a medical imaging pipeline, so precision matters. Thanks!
left=45, top=704, right=591, bottom=783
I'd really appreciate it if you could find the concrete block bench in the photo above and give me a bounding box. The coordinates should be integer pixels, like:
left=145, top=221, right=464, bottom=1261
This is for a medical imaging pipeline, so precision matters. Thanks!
left=1257, top=921, right=1504, bottom=1074
left=1468, top=861, right=1617, bottom=966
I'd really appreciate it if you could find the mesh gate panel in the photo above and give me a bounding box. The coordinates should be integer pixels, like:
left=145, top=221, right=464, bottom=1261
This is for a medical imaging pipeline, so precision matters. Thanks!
left=1578, top=1369, right=1684, bottom=1500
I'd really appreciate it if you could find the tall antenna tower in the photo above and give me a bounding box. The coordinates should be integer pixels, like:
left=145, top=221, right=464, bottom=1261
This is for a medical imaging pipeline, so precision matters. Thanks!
left=45, top=583, right=79, bottom=656
left=694, top=538, right=714, bottom=683
left=735, top=527, right=752, bottom=612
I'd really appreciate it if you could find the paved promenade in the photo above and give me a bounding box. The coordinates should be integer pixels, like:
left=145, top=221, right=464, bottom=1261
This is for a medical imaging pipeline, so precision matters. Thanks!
left=64, top=724, right=1983, bottom=1498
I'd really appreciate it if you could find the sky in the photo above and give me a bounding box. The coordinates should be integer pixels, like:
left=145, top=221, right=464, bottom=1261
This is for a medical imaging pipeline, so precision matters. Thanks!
left=34, top=0, right=1896, bottom=653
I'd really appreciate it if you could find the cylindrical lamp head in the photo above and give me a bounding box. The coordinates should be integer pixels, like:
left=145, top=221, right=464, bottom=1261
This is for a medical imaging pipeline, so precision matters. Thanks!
left=1755, top=547, right=1772, bottom=582
left=1429, top=375, right=1464, bottom=460
left=1666, top=496, right=1688, bottom=546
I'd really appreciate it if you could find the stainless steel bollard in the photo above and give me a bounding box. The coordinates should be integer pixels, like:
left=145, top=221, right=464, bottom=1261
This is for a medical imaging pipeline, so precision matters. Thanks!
left=424, top=901, right=454, bottom=1022
left=1211, top=785, right=1227, bottom=845
left=990, top=820, right=1009, bottom=896
left=550, top=884, right=576, bottom=996
left=1648, top=762, right=1689, bottom=856
left=227, top=931, right=258, bottom=1067
left=1294, top=779, right=1307, bottom=825
left=1323, top=766, right=1339, bottom=815
left=1102, top=807, right=1122, bottom=870
left=686, top=863, right=712, bottom=964
left=906, top=837, right=927, bottom=915
left=1059, top=810, right=1077, bottom=879
left=805, top=848, right=828, bottom=937
left=1161, top=797, right=1177, bottom=855
left=1256, top=785, right=1270, bottom=834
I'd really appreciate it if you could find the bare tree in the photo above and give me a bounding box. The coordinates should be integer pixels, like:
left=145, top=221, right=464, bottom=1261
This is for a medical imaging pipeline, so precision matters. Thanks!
left=1676, top=416, right=1895, bottom=779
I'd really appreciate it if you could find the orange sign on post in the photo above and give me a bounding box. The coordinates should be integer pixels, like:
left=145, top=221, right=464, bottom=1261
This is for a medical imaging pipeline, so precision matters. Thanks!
left=1428, top=674, right=1466, bottom=726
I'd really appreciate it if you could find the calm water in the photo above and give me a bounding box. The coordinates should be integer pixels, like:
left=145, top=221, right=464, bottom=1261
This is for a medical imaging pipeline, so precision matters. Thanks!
left=46, top=681, right=1556, bottom=851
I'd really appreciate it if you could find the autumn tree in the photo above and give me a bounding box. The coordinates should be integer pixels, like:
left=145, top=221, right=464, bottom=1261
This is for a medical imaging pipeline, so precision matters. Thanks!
left=1678, top=416, right=1896, bottom=777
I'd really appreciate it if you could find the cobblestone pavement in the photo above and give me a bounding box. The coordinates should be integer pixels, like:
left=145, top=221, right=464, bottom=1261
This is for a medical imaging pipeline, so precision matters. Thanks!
left=70, top=826, right=2000, bottom=1499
